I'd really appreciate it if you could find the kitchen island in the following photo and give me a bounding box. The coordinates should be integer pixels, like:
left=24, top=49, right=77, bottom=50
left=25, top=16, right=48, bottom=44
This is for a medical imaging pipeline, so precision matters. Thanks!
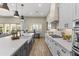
left=0, top=33, right=34, bottom=56
left=45, top=33, right=73, bottom=56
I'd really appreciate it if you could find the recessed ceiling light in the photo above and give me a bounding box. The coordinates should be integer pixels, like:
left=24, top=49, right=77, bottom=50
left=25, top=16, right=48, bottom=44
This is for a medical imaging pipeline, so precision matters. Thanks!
left=38, top=4, right=42, bottom=7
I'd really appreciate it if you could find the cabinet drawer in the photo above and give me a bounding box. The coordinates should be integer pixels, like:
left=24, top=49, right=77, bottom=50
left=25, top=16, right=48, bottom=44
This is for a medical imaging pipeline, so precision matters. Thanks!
left=60, top=48, right=70, bottom=56
left=54, top=42, right=70, bottom=56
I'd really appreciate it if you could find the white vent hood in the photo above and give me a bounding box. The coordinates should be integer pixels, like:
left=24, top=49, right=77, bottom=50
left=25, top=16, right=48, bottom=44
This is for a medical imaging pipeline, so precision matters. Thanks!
left=47, top=3, right=59, bottom=22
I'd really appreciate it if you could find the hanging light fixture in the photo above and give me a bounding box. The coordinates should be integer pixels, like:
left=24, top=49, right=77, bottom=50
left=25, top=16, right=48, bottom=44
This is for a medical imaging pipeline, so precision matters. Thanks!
left=14, top=10, right=19, bottom=16
left=21, top=15, right=24, bottom=19
left=0, top=3, right=9, bottom=11
left=21, top=4, right=24, bottom=19
left=14, top=3, right=19, bottom=17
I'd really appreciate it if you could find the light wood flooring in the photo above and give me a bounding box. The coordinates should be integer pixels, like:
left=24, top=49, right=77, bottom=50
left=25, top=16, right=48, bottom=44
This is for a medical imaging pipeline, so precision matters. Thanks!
left=30, top=37, right=52, bottom=56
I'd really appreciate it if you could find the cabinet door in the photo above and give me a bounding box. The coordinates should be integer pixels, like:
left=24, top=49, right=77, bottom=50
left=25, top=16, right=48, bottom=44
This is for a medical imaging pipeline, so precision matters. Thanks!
left=76, top=4, right=79, bottom=19
left=45, top=35, right=55, bottom=55
left=49, top=39, right=55, bottom=55
left=53, top=42, right=59, bottom=56
left=13, top=49, right=21, bottom=56
left=45, top=34, right=48, bottom=44
left=60, top=47, right=71, bottom=56
left=59, top=3, right=75, bottom=29
left=47, top=38, right=52, bottom=51
left=56, top=44, right=71, bottom=56
left=53, top=42, right=63, bottom=56
left=45, top=35, right=51, bottom=47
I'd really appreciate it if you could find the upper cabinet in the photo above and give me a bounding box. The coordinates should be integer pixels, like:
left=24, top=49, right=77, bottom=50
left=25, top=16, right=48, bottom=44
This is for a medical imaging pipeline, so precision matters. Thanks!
left=59, top=3, right=75, bottom=29
left=47, top=3, right=59, bottom=22
left=47, top=3, right=79, bottom=29
left=75, top=4, right=79, bottom=19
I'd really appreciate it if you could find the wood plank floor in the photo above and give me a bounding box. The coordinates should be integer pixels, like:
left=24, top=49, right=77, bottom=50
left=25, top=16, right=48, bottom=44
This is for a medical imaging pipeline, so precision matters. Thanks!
left=30, top=37, right=52, bottom=56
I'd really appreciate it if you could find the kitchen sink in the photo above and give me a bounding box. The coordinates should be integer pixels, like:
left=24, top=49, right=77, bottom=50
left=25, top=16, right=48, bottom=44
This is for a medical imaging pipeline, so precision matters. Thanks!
left=51, top=35, right=62, bottom=38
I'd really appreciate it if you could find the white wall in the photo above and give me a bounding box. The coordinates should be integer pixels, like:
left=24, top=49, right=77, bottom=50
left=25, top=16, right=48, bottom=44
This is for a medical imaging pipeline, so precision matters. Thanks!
left=24, top=17, right=47, bottom=33
left=24, top=17, right=47, bottom=37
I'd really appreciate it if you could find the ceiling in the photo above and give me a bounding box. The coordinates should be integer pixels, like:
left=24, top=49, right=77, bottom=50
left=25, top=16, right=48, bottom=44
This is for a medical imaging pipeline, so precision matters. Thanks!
left=0, top=3, right=51, bottom=17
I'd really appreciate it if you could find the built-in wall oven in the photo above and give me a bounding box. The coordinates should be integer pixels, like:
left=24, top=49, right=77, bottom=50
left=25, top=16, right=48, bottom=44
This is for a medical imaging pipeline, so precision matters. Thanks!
left=73, top=19, right=79, bottom=42
left=72, top=42, right=79, bottom=56
left=72, top=31, right=79, bottom=56
left=72, top=19, right=79, bottom=56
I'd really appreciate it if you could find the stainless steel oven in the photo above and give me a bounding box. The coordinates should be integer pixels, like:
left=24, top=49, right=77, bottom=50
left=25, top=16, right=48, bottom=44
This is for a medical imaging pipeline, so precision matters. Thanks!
left=72, top=45, right=79, bottom=56
left=72, top=39, right=79, bottom=56
left=72, top=19, right=79, bottom=56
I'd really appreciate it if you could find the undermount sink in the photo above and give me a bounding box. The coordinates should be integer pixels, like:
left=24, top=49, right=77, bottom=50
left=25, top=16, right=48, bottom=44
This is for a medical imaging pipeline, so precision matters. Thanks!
left=51, top=35, right=62, bottom=38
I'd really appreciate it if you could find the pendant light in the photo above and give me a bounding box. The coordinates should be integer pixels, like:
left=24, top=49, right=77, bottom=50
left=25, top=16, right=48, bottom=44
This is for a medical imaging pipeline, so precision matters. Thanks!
left=0, top=3, right=9, bottom=11
left=21, top=15, right=24, bottom=19
left=14, top=3, right=19, bottom=17
left=14, top=10, right=19, bottom=16
left=21, top=4, right=24, bottom=19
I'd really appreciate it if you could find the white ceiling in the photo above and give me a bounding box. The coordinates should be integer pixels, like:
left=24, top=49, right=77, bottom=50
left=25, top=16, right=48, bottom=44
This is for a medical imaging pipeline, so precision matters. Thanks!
left=0, top=3, right=51, bottom=17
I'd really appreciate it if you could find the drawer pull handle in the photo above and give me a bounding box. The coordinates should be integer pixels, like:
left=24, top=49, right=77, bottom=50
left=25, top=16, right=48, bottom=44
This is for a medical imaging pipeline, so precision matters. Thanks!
left=61, top=49, right=66, bottom=53
left=57, top=50, right=61, bottom=56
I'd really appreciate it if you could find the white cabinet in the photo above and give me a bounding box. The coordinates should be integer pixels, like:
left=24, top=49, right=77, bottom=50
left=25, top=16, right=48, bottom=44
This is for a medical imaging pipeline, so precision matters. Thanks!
left=76, top=4, right=79, bottom=19
left=59, top=3, right=75, bottom=29
left=55, top=44, right=71, bottom=56
left=52, top=42, right=67, bottom=56
left=45, top=34, right=50, bottom=46
left=45, top=34, right=59, bottom=55
left=47, top=3, right=59, bottom=22
left=45, top=34, right=72, bottom=56
left=60, top=48, right=71, bottom=56
left=50, top=39, right=55, bottom=55
left=45, top=34, right=55, bottom=55
left=75, top=4, right=79, bottom=19
left=53, top=42, right=60, bottom=56
left=48, top=38, right=55, bottom=55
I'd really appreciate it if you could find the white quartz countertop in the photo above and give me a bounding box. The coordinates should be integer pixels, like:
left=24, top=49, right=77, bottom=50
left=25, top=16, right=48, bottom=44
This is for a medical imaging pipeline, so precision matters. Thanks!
left=0, top=33, right=34, bottom=56
left=46, top=34, right=73, bottom=52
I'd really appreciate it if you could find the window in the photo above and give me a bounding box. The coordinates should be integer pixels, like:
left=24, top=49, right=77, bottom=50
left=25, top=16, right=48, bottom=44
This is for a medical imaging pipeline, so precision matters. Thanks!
left=0, top=24, right=21, bottom=34
left=0, top=24, right=4, bottom=33
left=4, top=24, right=10, bottom=33
left=32, top=24, right=42, bottom=31
left=48, top=23, right=51, bottom=30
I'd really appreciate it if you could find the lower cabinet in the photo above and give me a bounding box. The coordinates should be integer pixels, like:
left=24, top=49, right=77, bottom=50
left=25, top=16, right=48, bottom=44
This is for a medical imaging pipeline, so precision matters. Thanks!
left=12, top=42, right=29, bottom=56
left=59, top=47, right=71, bottom=56
left=53, top=42, right=60, bottom=56
left=45, top=34, right=71, bottom=56
left=45, top=35, right=55, bottom=55
left=12, top=37, right=35, bottom=56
